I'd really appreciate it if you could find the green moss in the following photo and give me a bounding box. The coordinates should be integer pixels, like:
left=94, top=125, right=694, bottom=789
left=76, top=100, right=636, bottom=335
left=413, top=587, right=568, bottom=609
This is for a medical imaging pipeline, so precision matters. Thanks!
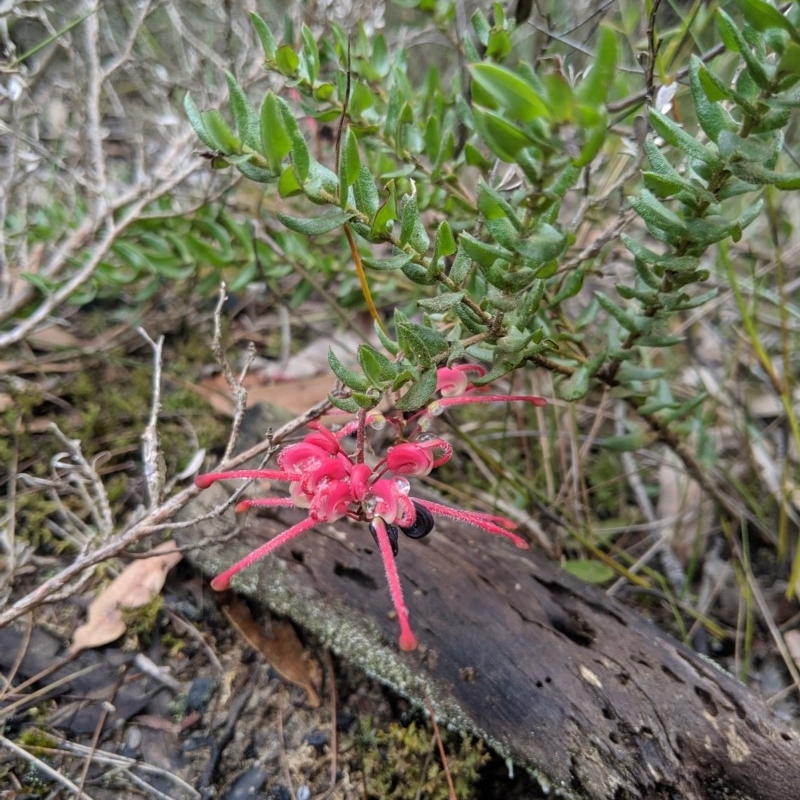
left=120, top=593, right=164, bottom=648
left=357, top=718, right=488, bottom=800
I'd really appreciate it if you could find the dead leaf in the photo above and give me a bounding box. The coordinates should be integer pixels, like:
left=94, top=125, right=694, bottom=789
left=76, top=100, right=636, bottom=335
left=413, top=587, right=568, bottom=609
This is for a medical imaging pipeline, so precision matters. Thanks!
left=70, top=541, right=183, bottom=655
left=222, top=596, right=320, bottom=707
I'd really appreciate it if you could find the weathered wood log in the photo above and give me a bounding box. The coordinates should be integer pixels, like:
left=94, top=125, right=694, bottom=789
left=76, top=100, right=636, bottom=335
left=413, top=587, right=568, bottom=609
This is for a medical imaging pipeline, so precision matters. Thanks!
left=177, top=408, right=800, bottom=800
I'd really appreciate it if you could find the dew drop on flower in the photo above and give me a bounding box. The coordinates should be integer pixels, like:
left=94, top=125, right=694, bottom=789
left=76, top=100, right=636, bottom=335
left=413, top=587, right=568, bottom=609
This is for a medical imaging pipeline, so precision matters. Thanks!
left=416, top=432, right=439, bottom=442
left=427, top=401, right=445, bottom=417
left=367, top=412, right=386, bottom=431
left=393, top=476, right=411, bottom=495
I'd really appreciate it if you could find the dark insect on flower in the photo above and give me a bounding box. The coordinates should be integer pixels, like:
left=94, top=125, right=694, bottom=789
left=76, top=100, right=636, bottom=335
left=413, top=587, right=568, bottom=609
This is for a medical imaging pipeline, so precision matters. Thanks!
left=195, top=365, right=546, bottom=650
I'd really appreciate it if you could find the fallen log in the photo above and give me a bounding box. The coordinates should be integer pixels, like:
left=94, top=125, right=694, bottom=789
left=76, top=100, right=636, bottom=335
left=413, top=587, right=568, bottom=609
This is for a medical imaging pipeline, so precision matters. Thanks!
left=177, top=407, right=800, bottom=800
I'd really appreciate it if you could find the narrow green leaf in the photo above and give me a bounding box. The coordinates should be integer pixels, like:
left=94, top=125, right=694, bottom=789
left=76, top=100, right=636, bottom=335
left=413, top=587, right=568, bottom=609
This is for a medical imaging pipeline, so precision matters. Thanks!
left=595, top=292, right=645, bottom=333
left=563, top=560, right=615, bottom=585
left=225, top=71, right=260, bottom=149
left=250, top=13, right=276, bottom=60
left=184, top=94, right=217, bottom=150
left=688, top=56, right=735, bottom=143
left=339, top=127, right=361, bottom=195
left=576, top=26, right=617, bottom=104
left=353, top=163, right=379, bottom=221
left=277, top=209, right=353, bottom=235
left=649, top=108, right=722, bottom=168
left=328, top=350, right=371, bottom=392
left=358, top=345, right=399, bottom=388
left=397, top=322, right=432, bottom=368
left=362, top=252, right=413, bottom=271
left=732, top=0, right=800, bottom=44
left=558, top=365, right=590, bottom=401
left=201, top=110, right=241, bottom=154
left=300, top=25, right=319, bottom=83
left=627, top=189, right=689, bottom=241
left=469, top=63, right=551, bottom=121
left=260, top=93, right=292, bottom=172
left=471, top=107, right=537, bottom=162
left=329, top=394, right=362, bottom=414
left=395, top=367, right=438, bottom=412
left=375, top=321, right=400, bottom=356
left=717, top=10, right=773, bottom=90
left=399, top=192, right=430, bottom=253
left=550, top=267, right=586, bottom=305
left=279, top=103, right=310, bottom=182
left=417, top=292, right=466, bottom=313
left=434, top=220, right=457, bottom=259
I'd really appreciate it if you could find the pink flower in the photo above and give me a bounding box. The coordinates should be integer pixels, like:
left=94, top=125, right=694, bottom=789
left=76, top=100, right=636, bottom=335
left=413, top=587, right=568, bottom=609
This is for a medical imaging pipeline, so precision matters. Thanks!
left=195, top=364, right=547, bottom=650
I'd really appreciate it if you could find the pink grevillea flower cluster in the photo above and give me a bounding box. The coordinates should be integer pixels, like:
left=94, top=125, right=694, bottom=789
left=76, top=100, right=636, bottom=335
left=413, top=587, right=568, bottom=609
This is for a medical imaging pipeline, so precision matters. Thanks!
left=196, top=364, right=547, bottom=651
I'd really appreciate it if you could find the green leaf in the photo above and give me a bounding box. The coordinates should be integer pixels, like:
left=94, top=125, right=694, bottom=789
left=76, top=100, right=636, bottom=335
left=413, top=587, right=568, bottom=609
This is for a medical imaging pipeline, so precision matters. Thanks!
left=328, top=394, right=362, bottom=413
left=469, top=63, right=551, bottom=122
left=225, top=71, right=260, bottom=150
left=717, top=10, right=773, bottom=90
left=459, top=232, right=512, bottom=268
left=399, top=192, right=430, bottom=253
left=417, top=292, right=466, bottom=313
left=728, top=160, right=800, bottom=189
left=339, top=127, right=361, bottom=197
left=599, top=430, right=649, bottom=452
left=595, top=292, right=646, bottom=333
left=627, top=189, right=689, bottom=241
left=184, top=93, right=217, bottom=150
left=688, top=56, right=735, bottom=143
left=649, top=109, right=722, bottom=168
left=512, top=223, right=568, bottom=265
left=275, top=44, right=299, bottom=77
left=250, top=13, right=276, bottom=60
left=434, top=220, right=457, bottom=259
left=358, top=344, right=400, bottom=387
left=558, top=365, right=590, bottom=401
left=200, top=110, right=241, bottom=154
left=576, top=26, right=617, bottom=104
left=328, top=350, right=371, bottom=392
left=300, top=25, right=319, bottom=83
left=732, top=0, right=800, bottom=44
left=260, top=93, right=292, bottom=173
left=276, top=209, right=353, bottom=235
left=278, top=166, right=303, bottom=197
left=353, top=163, right=379, bottom=221
left=279, top=103, right=310, bottom=182
left=563, top=559, right=615, bottom=585
left=375, top=321, right=400, bottom=356
left=361, top=252, right=413, bottom=271
left=472, top=107, right=537, bottom=161
left=395, top=367, right=438, bottom=412
left=550, top=267, right=585, bottom=305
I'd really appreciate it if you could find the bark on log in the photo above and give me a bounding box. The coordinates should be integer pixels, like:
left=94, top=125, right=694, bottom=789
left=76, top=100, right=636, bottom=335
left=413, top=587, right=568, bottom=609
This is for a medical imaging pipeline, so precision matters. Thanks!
left=177, top=408, right=800, bottom=800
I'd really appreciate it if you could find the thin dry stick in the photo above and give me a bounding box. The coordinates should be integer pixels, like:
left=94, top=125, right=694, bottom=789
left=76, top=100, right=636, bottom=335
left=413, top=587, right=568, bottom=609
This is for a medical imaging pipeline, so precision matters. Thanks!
left=76, top=667, right=127, bottom=798
left=138, top=329, right=165, bottom=510
left=0, top=733, right=98, bottom=800
left=277, top=686, right=299, bottom=800
left=326, top=649, right=338, bottom=793
left=424, top=689, right=457, bottom=800
left=37, top=736, right=200, bottom=798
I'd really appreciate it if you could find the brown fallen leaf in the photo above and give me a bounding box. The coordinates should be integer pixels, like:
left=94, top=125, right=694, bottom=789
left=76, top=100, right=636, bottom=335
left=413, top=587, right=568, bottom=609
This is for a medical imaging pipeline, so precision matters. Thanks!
left=222, top=596, right=320, bottom=707
left=70, top=541, right=183, bottom=655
